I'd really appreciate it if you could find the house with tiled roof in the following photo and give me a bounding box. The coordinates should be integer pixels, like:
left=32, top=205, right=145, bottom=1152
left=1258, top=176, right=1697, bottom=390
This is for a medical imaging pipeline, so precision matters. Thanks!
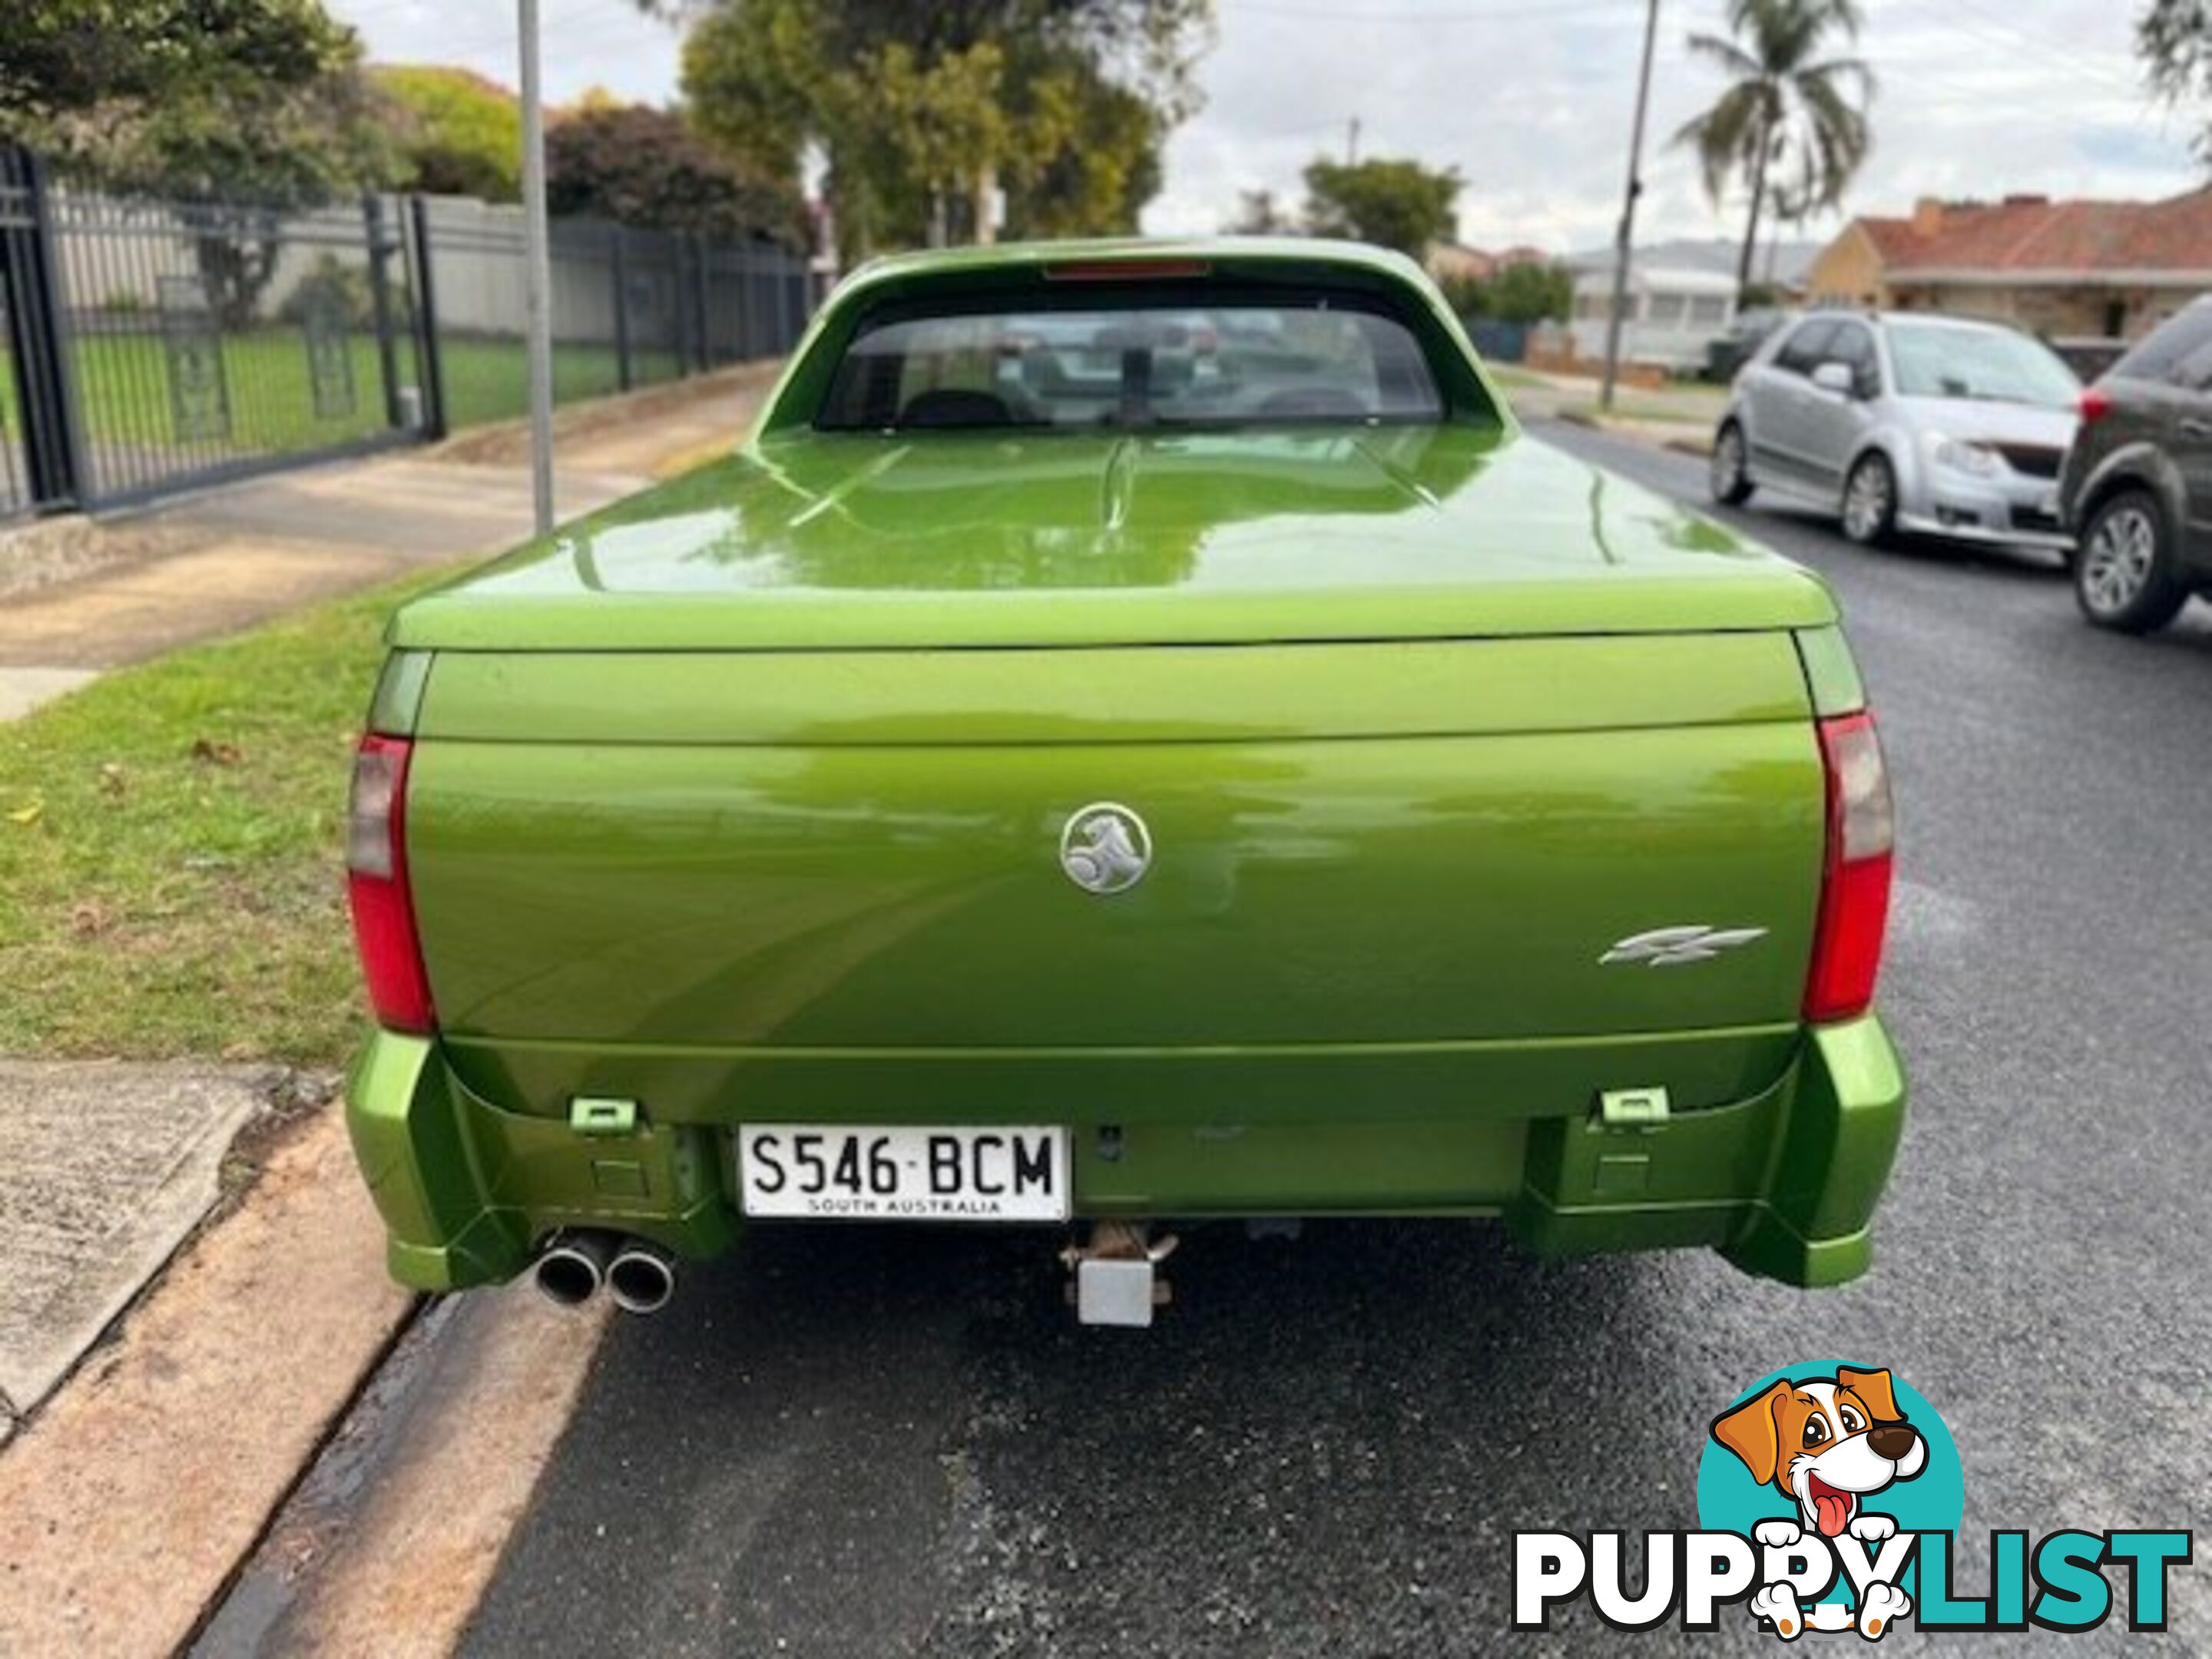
left=1806, top=190, right=2212, bottom=343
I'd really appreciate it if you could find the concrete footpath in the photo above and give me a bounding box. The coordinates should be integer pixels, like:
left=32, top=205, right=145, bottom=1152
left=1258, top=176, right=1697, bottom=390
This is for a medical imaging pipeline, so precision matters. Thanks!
left=0, top=1109, right=412, bottom=1655
left=0, top=364, right=773, bottom=1653
left=0, top=1062, right=268, bottom=1432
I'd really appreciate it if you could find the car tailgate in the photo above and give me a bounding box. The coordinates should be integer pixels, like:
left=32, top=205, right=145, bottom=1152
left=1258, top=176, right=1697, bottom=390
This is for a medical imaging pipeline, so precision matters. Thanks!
left=402, top=632, right=1826, bottom=1120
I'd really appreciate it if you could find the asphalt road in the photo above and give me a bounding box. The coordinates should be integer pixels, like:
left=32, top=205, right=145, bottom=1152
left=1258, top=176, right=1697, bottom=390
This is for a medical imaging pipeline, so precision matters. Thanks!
left=465, top=420, right=2212, bottom=1657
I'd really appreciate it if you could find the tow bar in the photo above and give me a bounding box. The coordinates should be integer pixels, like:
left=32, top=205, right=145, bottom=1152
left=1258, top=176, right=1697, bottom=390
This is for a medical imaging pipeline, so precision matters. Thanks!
left=1060, top=1220, right=1179, bottom=1327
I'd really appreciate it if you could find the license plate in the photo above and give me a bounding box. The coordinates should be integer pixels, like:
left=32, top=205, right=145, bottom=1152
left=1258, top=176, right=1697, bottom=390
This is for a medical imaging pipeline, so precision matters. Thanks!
left=735, top=1125, right=1070, bottom=1221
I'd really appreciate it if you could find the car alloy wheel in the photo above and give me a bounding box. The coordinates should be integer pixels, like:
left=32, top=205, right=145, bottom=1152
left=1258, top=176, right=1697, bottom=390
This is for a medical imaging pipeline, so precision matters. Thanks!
left=2079, top=501, right=2157, bottom=615
left=1842, top=454, right=1896, bottom=546
left=2075, top=490, right=2189, bottom=634
left=1710, top=423, right=1753, bottom=505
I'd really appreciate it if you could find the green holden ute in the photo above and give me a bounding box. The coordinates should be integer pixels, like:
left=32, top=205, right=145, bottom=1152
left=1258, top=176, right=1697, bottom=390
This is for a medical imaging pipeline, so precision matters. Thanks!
left=343, top=239, right=1903, bottom=1323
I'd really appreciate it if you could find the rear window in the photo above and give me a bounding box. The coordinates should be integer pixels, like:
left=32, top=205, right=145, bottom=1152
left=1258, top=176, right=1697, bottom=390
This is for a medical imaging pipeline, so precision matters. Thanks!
left=816, top=296, right=1445, bottom=432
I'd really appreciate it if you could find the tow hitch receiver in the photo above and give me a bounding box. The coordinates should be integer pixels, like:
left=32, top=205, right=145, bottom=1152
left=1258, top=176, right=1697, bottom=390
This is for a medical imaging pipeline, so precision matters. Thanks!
left=1060, top=1220, right=1179, bottom=1327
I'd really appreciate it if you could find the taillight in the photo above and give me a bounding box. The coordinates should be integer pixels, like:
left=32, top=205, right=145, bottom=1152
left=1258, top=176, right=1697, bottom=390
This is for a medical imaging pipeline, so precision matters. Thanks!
left=1804, top=713, right=1895, bottom=1024
left=346, top=734, right=435, bottom=1033
left=2079, top=387, right=2112, bottom=426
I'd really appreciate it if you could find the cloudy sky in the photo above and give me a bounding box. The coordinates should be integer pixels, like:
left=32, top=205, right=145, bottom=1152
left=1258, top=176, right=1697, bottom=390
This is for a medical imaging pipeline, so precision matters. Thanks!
left=331, top=0, right=2204, bottom=253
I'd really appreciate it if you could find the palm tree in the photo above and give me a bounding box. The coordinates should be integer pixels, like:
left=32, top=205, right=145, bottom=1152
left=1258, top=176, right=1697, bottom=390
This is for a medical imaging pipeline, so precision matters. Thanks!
left=1672, top=0, right=1876, bottom=295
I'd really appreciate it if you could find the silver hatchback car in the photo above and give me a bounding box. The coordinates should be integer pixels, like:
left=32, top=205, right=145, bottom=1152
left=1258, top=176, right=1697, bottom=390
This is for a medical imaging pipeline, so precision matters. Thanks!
left=1711, top=311, right=2081, bottom=551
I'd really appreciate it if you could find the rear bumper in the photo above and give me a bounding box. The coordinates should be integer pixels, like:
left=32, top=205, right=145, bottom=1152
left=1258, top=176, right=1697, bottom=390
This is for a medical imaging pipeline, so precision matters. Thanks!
left=344, top=1017, right=1906, bottom=1293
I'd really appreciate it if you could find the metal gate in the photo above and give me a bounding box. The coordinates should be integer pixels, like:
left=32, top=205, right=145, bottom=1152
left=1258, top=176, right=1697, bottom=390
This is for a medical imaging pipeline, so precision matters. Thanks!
left=0, top=146, right=433, bottom=518
left=0, top=144, right=816, bottom=522
left=41, top=183, right=429, bottom=510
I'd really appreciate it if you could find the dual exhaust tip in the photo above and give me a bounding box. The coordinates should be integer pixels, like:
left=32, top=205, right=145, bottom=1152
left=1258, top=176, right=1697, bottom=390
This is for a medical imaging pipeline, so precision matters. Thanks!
left=533, top=1230, right=675, bottom=1315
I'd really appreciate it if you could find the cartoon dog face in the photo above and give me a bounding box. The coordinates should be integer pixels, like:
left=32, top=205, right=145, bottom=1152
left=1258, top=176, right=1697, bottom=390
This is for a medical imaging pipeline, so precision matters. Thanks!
left=1711, top=1367, right=1928, bottom=1539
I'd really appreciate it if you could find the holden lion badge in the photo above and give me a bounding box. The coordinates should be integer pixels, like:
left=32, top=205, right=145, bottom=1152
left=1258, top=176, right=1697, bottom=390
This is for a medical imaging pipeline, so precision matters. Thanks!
left=1060, top=803, right=1151, bottom=896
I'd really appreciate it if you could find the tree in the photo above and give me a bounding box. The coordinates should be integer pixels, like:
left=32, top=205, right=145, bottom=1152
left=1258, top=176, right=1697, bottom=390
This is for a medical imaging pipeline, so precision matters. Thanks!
left=1475, top=261, right=1573, bottom=324
left=1671, top=0, right=1874, bottom=296
left=546, top=102, right=804, bottom=243
left=1300, top=157, right=1461, bottom=257
left=0, top=0, right=355, bottom=141
left=680, top=0, right=1211, bottom=259
left=1436, top=261, right=1571, bottom=325
left=874, top=41, right=1011, bottom=244
left=2137, top=0, right=2212, bottom=158
left=3, top=3, right=396, bottom=326
left=373, top=65, right=520, bottom=201
left=1002, top=61, right=1164, bottom=239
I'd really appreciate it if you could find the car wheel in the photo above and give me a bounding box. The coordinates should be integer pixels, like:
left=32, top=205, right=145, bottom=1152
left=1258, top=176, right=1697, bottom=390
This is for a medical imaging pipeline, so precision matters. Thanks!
left=1840, top=452, right=1897, bottom=547
left=1710, top=422, right=1754, bottom=505
left=2075, top=488, right=2189, bottom=634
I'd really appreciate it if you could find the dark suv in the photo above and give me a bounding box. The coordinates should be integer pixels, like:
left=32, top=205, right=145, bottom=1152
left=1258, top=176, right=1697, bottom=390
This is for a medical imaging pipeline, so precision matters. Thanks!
left=2059, top=297, right=2212, bottom=632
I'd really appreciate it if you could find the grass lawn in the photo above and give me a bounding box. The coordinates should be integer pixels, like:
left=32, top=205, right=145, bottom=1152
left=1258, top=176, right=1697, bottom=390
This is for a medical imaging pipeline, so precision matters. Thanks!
left=2, top=333, right=685, bottom=462
left=439, top=339, right=684, bottom=431
left=0, top=565, right=458, bottom=1065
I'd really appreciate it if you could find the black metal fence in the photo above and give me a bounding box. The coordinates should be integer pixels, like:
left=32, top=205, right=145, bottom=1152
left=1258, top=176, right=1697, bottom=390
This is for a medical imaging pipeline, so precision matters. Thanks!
left=0, top=147, right=816, bottom=518
left=412, top=197, right=813, bottom=433
left=1, top=149, right=79, bottom=520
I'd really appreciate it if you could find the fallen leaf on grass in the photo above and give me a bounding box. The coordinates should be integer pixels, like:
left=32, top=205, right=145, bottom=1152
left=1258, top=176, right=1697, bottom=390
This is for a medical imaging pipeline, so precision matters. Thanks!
left=5, top=800, right=42, bottom=826
left=191, top=738, right=243, bottom=766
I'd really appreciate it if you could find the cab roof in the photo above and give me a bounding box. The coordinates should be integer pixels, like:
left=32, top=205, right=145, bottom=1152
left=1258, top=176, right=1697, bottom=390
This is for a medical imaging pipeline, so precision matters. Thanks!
left=836, top=236, right=1432, bottom=293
